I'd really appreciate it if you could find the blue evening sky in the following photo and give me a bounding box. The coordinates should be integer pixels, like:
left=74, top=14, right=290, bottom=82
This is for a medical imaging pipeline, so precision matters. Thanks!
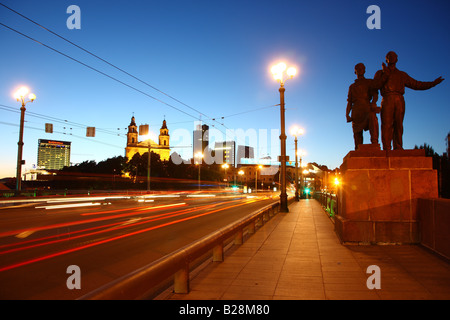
left=1, top=0, right=449, bottom=178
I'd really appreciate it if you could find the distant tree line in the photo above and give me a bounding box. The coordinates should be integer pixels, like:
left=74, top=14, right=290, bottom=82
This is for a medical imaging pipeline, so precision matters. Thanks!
left=51, top=151, right=224, bottom=190
left=414, top=143, right=450, bottom=199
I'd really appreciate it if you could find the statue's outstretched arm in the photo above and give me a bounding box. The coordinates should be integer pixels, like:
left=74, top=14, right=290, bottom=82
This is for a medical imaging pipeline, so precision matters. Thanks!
left=405, top=73, right=444, bottom=90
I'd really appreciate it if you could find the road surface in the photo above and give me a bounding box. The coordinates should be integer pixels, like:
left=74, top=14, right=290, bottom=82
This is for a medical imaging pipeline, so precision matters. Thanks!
left=0, top=190, right=279, bottom=299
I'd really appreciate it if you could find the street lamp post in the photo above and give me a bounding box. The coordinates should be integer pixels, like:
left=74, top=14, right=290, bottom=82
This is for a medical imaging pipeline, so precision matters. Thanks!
left=195, top=152, right=203, bottom=191
left=290, top=127, right=304, bottom=201
left=271, top=62, right=297, bottom=212
left=143, top=132, right=157, bottom=192
left=147, top=141, right=151, bottom=192
left=238, top=170, right=244, bottom=191
left=255, top=165, right=262, bottom=193
left=14, top=87, right=36, bottom=193
left=222, top=163, right=229, bottom=188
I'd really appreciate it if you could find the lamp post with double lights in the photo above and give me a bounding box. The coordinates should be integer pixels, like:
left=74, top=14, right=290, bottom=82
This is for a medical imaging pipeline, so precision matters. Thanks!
left=271, top=62, right=297, bottom=212
left=290, top=126, right=304, bottom=201
left=14, top=86, right=36, bottom=192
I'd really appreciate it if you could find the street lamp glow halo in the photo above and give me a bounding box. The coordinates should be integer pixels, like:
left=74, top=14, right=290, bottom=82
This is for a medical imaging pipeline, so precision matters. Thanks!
left=297, top=149, right=306, bottom=157
left=14, top=86, right=30, bottom=100
left=290, top=126, right=304, bottom=137
left=287, top=67, right=297, bottom=78
left=271, top=62, right=297, bottom=85
left=143, top=132, right=158, bottom=143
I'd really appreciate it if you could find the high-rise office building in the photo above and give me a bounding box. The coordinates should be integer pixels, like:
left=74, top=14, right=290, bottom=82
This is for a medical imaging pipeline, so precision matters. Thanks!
left=214, top=141, right=236, bottom=166
left=193, top=124, right=209, bottom=157
left=37, top=139, right=71, bottom=170
left=237, top=145, right=255, bottom=165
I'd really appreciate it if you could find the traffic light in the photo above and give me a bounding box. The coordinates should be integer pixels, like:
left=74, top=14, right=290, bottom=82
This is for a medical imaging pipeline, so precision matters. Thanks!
left=45, top=123, right=53, bottom=133
left=86, top=127, right=95, bottom=137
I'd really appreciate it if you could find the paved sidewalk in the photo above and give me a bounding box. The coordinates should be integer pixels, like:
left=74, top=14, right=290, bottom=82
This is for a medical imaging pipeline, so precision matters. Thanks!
left=162, top=199, right=450, bottom=300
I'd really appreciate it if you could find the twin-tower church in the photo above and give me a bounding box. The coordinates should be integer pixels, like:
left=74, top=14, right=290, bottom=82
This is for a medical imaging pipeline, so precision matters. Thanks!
left=125, top=116, right=170, bottom=161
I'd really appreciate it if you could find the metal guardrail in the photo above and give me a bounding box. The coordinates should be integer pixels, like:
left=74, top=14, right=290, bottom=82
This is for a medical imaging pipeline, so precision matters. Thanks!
left=80, top=198, right=293, bottom=300
left=314, top=192, right=338, bottom=217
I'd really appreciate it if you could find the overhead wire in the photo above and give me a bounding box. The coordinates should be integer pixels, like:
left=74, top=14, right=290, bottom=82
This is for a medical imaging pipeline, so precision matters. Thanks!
left=0, top=3, right=281, bottom=147
left=0, top=22, right=201, bottom=122
left=0, top=2, right=233, bottom=136
left=0, top=104, right=126, bottom=137
left=0, top=120, right=123, bottom=149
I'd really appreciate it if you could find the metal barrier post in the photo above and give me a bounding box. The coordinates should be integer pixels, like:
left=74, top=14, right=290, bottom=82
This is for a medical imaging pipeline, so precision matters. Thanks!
left=234, top=229, right=243, bottom=245
left=263, top=210, right=269, bottom=222
left=174, top=264, right=189, bottom=294
left=248, top=220, right=256, bottom=234
left=212, top=243, right=224, bottom=262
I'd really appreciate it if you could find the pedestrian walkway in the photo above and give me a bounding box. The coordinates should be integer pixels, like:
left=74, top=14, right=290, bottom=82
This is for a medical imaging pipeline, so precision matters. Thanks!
left=161, top=199, right=450, bottom=300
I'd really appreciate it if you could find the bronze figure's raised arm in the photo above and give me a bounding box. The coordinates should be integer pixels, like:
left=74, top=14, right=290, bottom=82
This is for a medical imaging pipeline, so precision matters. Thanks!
left=374, top=51, right=444, bottom=151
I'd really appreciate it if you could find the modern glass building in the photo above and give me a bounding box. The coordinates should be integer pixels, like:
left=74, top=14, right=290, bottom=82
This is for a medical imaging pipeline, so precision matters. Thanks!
left=37, top=139, right=71, bottom=170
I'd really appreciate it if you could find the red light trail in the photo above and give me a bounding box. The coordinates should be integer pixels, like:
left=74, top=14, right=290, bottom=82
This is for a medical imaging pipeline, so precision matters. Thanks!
left=0, top=198, right=260, bottom=272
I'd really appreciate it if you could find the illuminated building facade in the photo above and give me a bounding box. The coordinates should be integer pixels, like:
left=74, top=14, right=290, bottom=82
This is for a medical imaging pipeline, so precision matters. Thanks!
left=214, top=141, right=236, bottom=166
left=37, top=139, right=71, bottom=170
left=125, top=116, right=170, bottom=161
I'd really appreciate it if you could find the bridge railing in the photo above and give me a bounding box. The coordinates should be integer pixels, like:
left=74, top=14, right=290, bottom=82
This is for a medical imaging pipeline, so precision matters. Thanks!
left=80, top=197, right=294, bottom=300
left=314, top=192, right=338, bottom=217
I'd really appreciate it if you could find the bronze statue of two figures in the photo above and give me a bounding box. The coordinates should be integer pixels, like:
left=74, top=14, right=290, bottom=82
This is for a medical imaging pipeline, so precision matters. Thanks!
left=346, top=51, right=444, bottom=151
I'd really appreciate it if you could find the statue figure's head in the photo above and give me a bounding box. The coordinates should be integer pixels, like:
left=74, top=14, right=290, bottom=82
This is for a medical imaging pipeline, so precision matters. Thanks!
left=354, top=63, right=365, bottom=77
left=386, top=51, right=398, bottom=65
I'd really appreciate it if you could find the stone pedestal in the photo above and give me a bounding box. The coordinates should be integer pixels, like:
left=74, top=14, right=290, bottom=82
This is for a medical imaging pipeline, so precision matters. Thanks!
left=335, top=144, right=438, bottom=244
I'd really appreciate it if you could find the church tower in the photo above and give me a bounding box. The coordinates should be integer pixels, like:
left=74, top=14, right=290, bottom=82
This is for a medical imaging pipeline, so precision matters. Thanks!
left=159, top=119, right=170, bottom=147
left=125, top=116, right=170, bottom=161
left=127, top=116, right=138, bottom=146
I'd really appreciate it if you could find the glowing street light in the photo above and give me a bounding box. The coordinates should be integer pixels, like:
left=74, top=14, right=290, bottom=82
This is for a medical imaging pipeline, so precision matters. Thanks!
left=271, top=61, right=297, bottom=212
left=14, top=86, right=36, bottom=192
left=221, top=163, right=229, bottom=188
left=334, top=177, right=340, bottom=186
left=238, top=169, right=245, bottom=188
